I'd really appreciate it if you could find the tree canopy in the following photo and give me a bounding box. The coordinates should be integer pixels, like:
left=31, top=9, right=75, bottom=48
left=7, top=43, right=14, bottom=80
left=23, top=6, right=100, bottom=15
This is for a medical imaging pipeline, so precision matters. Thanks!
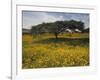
left=31, top=20, right=85, bottom=39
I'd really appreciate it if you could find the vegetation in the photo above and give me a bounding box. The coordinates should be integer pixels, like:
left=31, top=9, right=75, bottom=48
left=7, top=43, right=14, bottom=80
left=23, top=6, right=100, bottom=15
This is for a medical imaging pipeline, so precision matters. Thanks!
left=22, top=33, right=89, bottom=69
left=31, top=20, right=85, bottom=39
left=22, top=20, right=89, bottom=69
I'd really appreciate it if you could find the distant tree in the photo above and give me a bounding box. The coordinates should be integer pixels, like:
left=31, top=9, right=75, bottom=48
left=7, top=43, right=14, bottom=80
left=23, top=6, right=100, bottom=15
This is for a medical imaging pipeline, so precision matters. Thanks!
left=67, top=20, right=84, bottom=31
left=31, top=20, right=85, bottom=39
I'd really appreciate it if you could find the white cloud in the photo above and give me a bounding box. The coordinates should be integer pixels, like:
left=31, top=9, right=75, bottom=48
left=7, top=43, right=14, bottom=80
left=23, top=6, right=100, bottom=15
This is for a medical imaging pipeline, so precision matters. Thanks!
left=23, top=12, right=65, bottom=29
left=23, top=11, right=89, bottom=29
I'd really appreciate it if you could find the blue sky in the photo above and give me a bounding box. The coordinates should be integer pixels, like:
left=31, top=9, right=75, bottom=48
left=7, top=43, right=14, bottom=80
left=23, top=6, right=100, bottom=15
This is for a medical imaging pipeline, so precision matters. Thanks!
left=22, top=11, right=89, bottom=29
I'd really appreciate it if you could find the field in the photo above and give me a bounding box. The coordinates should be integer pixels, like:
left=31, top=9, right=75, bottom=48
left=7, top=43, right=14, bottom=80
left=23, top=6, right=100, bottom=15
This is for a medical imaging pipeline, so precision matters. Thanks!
left=22, top=33, right=89, bottom=69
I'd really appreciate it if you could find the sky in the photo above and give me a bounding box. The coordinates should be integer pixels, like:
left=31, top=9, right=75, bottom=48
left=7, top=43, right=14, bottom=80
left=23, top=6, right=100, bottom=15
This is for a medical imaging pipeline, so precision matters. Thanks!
left=22, top=11, right=89, bottom=29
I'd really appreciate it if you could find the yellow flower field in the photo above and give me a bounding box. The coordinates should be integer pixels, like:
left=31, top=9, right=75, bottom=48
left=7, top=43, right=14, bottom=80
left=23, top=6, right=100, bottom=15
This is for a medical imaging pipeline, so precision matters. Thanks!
left=22, top=33, right=89, bottom=69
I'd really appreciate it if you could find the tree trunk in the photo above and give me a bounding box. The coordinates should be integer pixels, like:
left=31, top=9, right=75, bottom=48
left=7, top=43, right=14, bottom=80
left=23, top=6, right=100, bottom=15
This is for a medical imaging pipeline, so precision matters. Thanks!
left=54, top=33, right=58, bottom=39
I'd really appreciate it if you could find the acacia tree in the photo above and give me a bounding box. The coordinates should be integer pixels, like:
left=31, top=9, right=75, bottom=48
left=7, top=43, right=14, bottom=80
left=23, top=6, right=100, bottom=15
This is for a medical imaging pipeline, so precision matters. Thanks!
left=31, top=20, right=84, bottom=39
left=47, top=21, right=65, bottom=39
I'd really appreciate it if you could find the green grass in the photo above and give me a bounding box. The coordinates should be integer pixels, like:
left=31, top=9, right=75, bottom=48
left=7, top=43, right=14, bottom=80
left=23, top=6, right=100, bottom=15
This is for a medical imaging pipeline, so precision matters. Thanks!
left=22, top=33, right=89, bottom=69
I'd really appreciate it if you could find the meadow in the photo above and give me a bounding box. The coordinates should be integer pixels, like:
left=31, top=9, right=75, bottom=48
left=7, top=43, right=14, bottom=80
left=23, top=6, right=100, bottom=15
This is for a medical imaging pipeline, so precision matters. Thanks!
left=22, top=33, right=89, bottom=69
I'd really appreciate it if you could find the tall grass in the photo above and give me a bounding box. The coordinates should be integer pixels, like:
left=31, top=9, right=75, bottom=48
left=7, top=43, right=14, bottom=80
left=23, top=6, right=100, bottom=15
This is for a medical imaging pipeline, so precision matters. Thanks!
left=22, top=33, right=89, bottom=69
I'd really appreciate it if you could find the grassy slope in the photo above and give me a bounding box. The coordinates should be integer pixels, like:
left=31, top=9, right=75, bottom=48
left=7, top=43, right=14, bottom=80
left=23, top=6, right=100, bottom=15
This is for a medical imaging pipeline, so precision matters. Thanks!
left=22, top=33, right=89, bottom=69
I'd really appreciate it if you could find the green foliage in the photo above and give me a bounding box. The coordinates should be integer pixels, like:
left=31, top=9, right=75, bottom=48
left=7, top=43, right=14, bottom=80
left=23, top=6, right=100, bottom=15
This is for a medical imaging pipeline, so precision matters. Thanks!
left=31, top=20, right=85, bottom=39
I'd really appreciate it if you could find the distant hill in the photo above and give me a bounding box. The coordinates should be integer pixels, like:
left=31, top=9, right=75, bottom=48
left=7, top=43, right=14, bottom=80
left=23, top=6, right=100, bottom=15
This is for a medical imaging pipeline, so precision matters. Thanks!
left=22, top=28, right=31, bottom=34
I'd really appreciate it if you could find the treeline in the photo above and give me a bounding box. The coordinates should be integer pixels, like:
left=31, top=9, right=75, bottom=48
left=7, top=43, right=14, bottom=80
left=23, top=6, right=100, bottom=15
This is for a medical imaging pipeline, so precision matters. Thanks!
left=31, top=20, right=89, bottom=39
left=22, top=20, right=89, bottom=39
left=31, top=20, right=84, bottom=34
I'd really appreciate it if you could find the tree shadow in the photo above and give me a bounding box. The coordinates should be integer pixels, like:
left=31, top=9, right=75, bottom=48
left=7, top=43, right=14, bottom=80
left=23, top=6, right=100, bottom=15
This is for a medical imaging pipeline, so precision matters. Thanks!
left=33, top=37, right=89, bottom=46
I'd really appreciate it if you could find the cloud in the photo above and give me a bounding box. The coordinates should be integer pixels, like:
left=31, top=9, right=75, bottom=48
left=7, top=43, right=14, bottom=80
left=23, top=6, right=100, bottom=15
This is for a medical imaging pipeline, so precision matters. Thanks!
left=23, top=12, right=65, bottom=29
left=22, top=11, right=89, bottom=29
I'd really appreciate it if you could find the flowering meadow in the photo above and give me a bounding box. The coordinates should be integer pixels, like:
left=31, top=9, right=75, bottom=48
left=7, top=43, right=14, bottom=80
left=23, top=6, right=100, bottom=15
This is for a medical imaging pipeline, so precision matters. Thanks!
left=22, top=33, right=89, bottom=69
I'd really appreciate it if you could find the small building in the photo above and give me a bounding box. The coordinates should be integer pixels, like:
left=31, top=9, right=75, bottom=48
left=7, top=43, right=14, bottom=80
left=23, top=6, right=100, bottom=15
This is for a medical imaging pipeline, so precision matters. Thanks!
left=74, top=29, right=82, bottom=33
